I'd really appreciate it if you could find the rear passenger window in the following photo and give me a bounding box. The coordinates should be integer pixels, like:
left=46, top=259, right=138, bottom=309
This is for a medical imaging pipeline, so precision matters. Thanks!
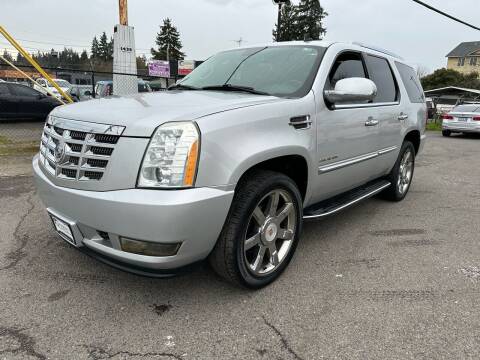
left=328, top=52, right=366, bottom=89
left=395, top=62, right=425, bottom=103
left=365, top=55, right=398, bottom=103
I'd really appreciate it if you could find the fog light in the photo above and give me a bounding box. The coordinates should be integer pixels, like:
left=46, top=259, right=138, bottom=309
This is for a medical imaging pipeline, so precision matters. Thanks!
left=120, top=237, right=181, bottom=257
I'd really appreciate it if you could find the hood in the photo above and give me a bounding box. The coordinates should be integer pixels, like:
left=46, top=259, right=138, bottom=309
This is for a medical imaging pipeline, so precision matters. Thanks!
left=51, top=90, right=282, bottom=136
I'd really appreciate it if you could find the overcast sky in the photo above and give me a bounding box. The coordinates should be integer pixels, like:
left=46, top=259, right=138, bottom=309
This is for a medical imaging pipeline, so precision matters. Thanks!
left=1, top=0, right=479, bottom=73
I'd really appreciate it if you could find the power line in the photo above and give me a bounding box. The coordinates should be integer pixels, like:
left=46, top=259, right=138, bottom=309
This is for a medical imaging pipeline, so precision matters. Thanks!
left=411, top=0, right=480, bottom=31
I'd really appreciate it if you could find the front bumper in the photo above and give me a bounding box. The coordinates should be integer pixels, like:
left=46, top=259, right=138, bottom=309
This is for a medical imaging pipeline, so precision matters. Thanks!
left=443, top=122, right=480, bottom=133
left=33, top=155, right=234, bottom=274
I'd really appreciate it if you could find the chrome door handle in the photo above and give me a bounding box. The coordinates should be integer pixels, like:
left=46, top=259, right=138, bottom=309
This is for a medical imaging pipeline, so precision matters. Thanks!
left=398, top=114, right=409, bottom=121
left=365, top=119, right=379, bottom=127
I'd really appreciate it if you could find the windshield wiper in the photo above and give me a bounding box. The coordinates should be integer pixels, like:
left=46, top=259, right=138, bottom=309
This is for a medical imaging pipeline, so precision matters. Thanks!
left=168, top=84, right=200, bottom=91
left=201, top=84, right=271, bottom=96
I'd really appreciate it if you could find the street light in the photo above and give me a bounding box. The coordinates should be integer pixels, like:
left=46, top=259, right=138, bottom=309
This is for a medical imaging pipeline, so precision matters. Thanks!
left=273, top=0, right=290, bottom=42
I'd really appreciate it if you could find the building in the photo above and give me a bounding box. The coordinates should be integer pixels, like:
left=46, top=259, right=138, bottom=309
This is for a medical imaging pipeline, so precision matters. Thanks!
left=0, top=68, right=55, bottom=84
left=446, top=41, right=480, bottom=75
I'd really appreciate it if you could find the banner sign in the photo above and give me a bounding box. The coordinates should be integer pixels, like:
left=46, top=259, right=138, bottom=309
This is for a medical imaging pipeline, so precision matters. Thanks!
left=178, top=60, right=195, bottom=76
left=148, top=60, right=171, bottom=78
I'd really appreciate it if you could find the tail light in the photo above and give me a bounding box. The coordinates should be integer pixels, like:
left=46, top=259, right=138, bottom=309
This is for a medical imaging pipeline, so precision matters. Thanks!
left=442, top=115, right=454, bottom=120
left=473, top=116, right=480, bottom=121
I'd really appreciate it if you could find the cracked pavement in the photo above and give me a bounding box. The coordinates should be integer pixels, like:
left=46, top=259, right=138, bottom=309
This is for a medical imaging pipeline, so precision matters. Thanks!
left=1, top=132, right=480, bottom=359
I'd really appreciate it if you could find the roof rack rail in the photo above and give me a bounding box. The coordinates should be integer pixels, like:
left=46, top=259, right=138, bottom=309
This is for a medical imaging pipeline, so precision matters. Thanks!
left=352, top=42, right=404, bottom=60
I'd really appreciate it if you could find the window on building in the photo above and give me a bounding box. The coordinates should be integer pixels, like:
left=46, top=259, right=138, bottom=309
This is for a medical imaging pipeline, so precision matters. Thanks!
left=470, top=57, right=478, bottom=66
left=458, top=58, right=465, bottom=66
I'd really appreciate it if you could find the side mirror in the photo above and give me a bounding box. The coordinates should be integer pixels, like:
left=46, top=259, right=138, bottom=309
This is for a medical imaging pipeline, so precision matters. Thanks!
left=324, top=78, right=377, bottom=104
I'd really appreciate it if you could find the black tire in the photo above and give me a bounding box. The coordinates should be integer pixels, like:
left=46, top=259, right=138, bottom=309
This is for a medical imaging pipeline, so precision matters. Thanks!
left=382, top=141, right=416, bottom=202
left=442, top=130, right=451, bottom=137
left=209, top=170, right=303, bottom=289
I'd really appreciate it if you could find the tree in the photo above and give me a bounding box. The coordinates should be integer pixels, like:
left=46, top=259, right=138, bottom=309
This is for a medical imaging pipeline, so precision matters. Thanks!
left=91, top=36, right=100, bottom=59
left=1, top=49, right=14, bottom=63
left=295, top=0, right=327, bottom=40
left=98, top=32, right=113, bottom=61
left=272, top=3, right=299, bottom=42
left=80, top=50, right=89, bottom=63
left=151, top=18, right=186, bottom=61
left=421, top=68, right=480, bottom=91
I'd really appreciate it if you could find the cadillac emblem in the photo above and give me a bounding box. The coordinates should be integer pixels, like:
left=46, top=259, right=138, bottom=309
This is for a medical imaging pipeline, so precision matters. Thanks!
left=54, top=139, right=66, bottom=164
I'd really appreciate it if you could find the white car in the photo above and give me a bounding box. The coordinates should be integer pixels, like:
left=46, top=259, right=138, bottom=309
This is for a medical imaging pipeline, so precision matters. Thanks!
left=34, top=78, right=71, bottom=99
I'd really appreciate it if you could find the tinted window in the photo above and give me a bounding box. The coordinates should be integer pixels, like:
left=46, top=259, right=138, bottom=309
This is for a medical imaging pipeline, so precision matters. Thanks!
left=452, top=105, right=480, bottom=113
left=365, top=55, right=398, bottom=103
left=0, top=83, right=10, bottom=95
left=12, top=84, right=40, bottom=97
left=395, top=62, right=425, bottom=103
left=181, top=46, right=325, bottom=98
left=328, top=52, right=366, bottom=89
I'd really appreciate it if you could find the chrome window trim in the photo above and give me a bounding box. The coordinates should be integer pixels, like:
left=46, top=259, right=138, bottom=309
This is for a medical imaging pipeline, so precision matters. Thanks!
left=334, top=101, right=400, bottom=110
left=318, top=145, right=398, bottom=174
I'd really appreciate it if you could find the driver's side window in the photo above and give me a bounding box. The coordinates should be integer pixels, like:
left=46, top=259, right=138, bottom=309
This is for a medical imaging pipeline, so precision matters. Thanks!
left=327, top=52, right=366, bottom=89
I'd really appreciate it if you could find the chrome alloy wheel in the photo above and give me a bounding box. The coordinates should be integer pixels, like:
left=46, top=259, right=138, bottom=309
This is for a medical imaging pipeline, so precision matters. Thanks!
left=243, top=189, right=297, bottom=277
left=397, top=149, right=414, bottom=195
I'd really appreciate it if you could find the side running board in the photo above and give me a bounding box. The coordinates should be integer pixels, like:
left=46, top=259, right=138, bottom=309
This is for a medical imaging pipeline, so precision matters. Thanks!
left=303, top=179, right=391, bottom=220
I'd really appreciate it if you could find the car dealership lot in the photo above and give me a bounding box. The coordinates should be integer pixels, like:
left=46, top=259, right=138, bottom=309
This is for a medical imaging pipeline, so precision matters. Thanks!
left=1, top=131, right=479, bottom=360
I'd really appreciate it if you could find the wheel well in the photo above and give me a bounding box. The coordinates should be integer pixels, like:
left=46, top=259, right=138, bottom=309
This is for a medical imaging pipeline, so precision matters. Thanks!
left=404, top=130, right=420, bottom=154
left=239, top=155, right=308, bottom=200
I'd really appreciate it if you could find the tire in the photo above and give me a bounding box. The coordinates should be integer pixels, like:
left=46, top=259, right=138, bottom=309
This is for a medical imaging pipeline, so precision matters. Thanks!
left=209, top=170, right=303, bottom=289
left=442, top=130, right=451, bottom=137
left=382, top=141, right=416, bottom=202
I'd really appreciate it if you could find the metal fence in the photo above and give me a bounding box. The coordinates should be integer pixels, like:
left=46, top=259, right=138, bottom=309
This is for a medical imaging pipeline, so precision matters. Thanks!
left=0, top=64, right=179, bottom=156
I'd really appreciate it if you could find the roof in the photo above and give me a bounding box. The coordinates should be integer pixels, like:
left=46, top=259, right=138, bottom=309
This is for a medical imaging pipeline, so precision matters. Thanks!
left=446, top=41, right=480, bottom=57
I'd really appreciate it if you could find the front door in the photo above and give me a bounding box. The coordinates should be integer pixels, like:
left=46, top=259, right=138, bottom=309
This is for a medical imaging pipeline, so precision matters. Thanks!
left=312, top=51, right=381, bottom=203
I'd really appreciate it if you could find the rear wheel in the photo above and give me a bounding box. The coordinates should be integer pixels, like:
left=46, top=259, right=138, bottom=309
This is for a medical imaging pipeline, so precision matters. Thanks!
left=209, top=170, right=302, bottom=289
left=442, top=130, right=451, bottom=137
left=382, top=141, right=415, bottom=202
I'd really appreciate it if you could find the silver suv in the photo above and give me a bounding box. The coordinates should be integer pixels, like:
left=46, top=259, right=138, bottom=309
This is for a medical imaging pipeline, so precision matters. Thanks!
left=33, top=41, right=427, bottom=288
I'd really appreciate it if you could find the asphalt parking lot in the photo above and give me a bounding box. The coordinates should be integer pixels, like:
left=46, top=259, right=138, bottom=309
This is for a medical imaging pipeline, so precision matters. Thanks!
left=1, top=131, right=479, bottom=360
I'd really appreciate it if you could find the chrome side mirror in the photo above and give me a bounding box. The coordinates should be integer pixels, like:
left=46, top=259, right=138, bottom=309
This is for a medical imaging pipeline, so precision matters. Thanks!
left=324, top=78, right=377, bottom=104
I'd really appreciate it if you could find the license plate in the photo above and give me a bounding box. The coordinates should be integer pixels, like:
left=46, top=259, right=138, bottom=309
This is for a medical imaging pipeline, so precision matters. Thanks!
left=457, top=117, right=469, bottom=122
left=50, top=215, right=75, bottom=245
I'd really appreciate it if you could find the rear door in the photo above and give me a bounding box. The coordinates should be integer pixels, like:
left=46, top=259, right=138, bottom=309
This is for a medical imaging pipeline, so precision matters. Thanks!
left=0, top=83, right=17, bottom=119
left=363, top=54, right=402, bottom=174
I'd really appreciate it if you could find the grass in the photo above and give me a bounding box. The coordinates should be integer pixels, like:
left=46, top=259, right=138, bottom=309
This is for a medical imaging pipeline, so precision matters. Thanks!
left=426, top=120, right=442, bottom=131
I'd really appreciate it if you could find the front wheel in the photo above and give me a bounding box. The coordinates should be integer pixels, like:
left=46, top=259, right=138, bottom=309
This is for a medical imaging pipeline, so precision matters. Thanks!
left=442, top=130, right=451, bottom=137
left=209, top=170, right=303, bottom=289
left=382, top=141, right=415, bottom=202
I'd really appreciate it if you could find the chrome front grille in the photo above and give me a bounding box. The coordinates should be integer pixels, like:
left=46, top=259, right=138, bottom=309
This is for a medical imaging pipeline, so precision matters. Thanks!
left=39, top=116, right=125, bottom=182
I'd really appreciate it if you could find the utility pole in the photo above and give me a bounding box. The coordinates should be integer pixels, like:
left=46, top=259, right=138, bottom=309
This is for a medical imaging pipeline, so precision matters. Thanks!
left=119, top=0, right=128, bottom=25
left=273, top=0, right=290, bottom=42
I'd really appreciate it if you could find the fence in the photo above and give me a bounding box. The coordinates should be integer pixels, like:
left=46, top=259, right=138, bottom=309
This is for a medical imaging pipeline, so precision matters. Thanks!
left=0, top=63, right=180, bottom=156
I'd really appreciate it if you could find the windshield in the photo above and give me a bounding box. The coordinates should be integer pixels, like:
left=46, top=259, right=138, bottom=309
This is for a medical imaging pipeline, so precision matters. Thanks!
left=52, top=80, right=70, bottom=88
left=179, top=46, right=325, bottom=98
left=453, top=105, right=480, bottom=113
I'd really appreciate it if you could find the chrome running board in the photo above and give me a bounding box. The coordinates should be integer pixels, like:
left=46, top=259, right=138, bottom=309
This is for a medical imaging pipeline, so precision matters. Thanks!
left=303, top=179, right=391, bottom=220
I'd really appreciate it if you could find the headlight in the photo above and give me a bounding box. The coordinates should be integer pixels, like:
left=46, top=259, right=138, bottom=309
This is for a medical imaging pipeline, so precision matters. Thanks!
left=137, top=122, right=200, bottom=188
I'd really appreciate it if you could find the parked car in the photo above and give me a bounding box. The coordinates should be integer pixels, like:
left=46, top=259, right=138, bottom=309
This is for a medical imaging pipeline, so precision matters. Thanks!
left=33, top=41, right=426, bottom=288
left=68, top=85, right=93, bottom=102
left=95, top=80, right=152, bottom=98
left=442, top=104, right=480, bottom=136
left=33, top=78, right=72, bottom=99
left=0, top=82, right=62, bottom=121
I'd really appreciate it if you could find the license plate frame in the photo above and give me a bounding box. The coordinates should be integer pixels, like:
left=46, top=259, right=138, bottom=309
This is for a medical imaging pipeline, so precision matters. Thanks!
left=50, top=214, right=76, bottom=245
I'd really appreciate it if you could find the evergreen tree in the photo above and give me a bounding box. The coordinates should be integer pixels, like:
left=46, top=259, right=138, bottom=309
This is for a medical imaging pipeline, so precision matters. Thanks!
left=80, top=50, right=89, bottom=63
left=99, top=32, right=110, bottom=61
left=91, top=36, right=100, bottom=59
left=295, top=0, right=327, bottom=40
left=273, top=3, right=299, bottom=42
left=2, top=49, right=14, bottom=63
left=151, top=18, right=186, bottom=61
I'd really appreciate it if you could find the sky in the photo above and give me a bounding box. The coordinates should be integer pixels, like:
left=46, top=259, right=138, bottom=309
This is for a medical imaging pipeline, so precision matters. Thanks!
left=1, top=0, right=480, bottom=73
